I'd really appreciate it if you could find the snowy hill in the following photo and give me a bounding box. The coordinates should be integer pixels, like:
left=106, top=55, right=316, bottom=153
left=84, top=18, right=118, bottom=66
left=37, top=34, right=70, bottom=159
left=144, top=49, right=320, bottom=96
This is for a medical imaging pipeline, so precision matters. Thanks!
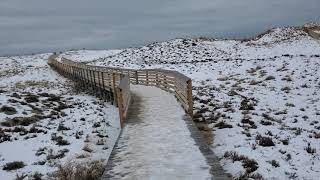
left=62, top=27, right=320, bottom=179
left=1, top=26, right=320, bottom=179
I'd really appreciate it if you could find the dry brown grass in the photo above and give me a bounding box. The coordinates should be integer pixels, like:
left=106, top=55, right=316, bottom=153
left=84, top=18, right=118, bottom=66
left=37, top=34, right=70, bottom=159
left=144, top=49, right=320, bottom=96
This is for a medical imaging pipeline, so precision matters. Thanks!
left=48, top=160, right=105, bottom=180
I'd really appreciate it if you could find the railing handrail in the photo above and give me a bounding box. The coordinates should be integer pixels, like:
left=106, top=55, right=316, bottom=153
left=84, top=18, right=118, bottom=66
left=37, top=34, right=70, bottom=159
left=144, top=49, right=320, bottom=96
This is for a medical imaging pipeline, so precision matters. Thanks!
left=61, top=57, right=191, bottom=82
left=48, top=54, right=193, bottom=127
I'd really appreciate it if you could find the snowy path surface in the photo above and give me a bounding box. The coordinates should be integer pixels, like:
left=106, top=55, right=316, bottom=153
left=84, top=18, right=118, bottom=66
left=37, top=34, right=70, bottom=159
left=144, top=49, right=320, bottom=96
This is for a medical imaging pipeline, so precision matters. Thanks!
left=102, top=85, right=214, bottom=180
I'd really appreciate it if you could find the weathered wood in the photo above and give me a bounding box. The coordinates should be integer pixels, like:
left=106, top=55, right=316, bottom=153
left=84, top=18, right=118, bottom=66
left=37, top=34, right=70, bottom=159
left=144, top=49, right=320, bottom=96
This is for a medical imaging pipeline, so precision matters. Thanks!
left=187, top=79, right=193, bottom=117
left=48, top=55, right=193, bottom=128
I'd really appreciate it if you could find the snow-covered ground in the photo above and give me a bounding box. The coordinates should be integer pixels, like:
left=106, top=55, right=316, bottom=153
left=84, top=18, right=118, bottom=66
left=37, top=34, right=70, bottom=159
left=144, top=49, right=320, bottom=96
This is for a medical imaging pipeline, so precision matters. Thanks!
left=57, top=49, right=122, bottom=63
left=63, top=27, right=320, bottom=179
left=0, top=54, right=121, bottom=179
left=1, top=26, right=319, bottom=179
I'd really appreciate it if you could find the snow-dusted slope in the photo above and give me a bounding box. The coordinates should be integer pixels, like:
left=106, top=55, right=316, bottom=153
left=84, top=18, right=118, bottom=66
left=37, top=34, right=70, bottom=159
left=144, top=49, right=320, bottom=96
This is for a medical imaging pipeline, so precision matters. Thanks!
left=0, top=54, right=120, bottom=179
left=1, top=26, right=319, bottom=179
left=72, top=27, right=320, bottom=179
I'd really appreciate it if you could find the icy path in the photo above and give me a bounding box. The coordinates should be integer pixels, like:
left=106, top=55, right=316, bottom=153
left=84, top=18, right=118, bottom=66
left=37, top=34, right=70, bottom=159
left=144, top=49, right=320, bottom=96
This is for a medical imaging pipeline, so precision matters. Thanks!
left=102, top=85, right=213, bottom=180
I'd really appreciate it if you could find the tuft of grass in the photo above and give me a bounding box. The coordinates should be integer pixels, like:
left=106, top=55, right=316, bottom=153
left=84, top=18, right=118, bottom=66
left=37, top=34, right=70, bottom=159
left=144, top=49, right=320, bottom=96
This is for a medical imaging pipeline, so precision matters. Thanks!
left=48, top=160, right=105, bottom=180
left=265, top=75, right=275, bottom=81
left=57, top=123, right=70, bottom=131
left=24, top=94, right=39, bottom=103
left=237, top=172, right=263, bottom=180
left=249, top=80, right=261, bottom=85
left=305, top=143, right=316, bottom=154
left=281, top=86, right=291, bottom=93
left=15, top=173, right=27, bottom=180
left=285, top=102, right=295, bottom=107
left=51, top=134, right=70, bottom=146
left=1, top=115, right=43, bottom=127
left=217, top=76, right=228, bottom=81
left=31, top=172, right=43, bottom=180
left=15, top=81, right=49, bottom=89
left=224, top=151, right=259, bottom=174
left=270, top=160, right=280, bottom=167
left=3, top=161, right=26, bottom=171
left=260, top=120, right=272, bottom=126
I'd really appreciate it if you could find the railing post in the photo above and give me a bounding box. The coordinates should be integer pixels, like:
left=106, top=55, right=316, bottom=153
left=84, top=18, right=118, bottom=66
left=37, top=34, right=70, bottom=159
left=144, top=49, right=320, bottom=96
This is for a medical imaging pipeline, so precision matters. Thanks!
left=156, top=72, right=159, bottom=86
left=146, top=70, right=149, bottom=85
left=112, top=73, right=117, bottom=106
left=86, top=68, right=90, bottom=91
left=116, top=87, right=125, bottom=128
left=97, top=69, right=102, bottom=98
left=101, top=71, right=106, bottom=101
left=89, top=69, right=94, bottom=94
left=163, top=73, right=167, bottom=90
left=187, top=79, right=193, bottom=117
left=135, top=71, right=138, bottom=84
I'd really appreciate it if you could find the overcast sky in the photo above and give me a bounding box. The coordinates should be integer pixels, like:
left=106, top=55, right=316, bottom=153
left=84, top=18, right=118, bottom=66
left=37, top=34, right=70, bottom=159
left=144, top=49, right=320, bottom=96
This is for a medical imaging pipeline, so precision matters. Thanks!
left=0, top=0, right=319, bottom=56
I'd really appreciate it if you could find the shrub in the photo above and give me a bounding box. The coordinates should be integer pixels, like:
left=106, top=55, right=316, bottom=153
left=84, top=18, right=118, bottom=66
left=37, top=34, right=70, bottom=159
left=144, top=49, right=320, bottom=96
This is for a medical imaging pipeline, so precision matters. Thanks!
left=224, top=151, right=259, bottom=174
left=1, top=115, right=43, bottom=127
left=0, top=106, right=17, bottom=115
left=15, top=173, right=27, bottom=180
left=82, top=145, right=93, bottom=153
left=57, top=123, right=70, bottom=131
left=0, top=128, right=11, bottom=143
left=92, top=122, right=101, bottom=128
left=47, top=149, right=69, bottom=161
left=256, top=135, right=275, bottom=147
left=237, top=172, right=263, bottom=180
left=3, top=161, right=26, bottom=171
left=249, top=80, right=261, bottom=85
left=271, top=160, right=280, bottom=167
left=25, top=94, right=39, bottom=103
left=240, top=99, right=255, bottom=110
left=242, top=158, right=259, bottom=173
left=260, top=120, right=272, bottom=126
left=48, top=160, right=105, bottom=180
left=31, top=172, right=43, bottom=180
left=214, top=121, right=233, bottom=129
left=281, top=86, right=291, bottom=93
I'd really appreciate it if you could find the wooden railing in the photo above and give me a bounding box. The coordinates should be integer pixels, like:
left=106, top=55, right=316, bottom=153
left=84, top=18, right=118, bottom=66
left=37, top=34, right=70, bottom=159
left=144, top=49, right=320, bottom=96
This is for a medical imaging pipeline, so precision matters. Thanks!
left=48, top=55, right=193, bottom=127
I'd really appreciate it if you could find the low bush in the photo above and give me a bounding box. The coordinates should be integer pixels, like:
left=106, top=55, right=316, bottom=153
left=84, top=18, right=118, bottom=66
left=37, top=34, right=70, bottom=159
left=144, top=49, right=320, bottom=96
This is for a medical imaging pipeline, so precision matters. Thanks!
left=0, top=106, right=17, bottom=115
left=48, top=160, right=105, bottom=180
left=256, top=135, right=275, bottom=147
left=3, top=161, right=26, bottom=171
left=214, top=121, right=233, bottom=129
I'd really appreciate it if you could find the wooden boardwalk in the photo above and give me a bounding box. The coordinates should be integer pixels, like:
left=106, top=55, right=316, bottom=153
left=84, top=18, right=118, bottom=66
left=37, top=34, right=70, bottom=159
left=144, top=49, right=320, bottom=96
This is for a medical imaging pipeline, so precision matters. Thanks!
left=48, top=55, right=229, bottom=180
left=102, top=86, right=229, bottom=180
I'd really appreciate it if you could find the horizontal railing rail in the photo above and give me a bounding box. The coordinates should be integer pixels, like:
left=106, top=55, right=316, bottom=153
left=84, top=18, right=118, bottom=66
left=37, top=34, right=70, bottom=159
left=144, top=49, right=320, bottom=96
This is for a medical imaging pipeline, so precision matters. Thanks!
left=48, top=55, right=193, bottom=127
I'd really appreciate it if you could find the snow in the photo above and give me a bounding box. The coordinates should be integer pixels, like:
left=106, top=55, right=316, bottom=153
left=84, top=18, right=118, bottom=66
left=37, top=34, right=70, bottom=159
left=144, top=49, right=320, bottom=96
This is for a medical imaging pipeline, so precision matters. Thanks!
left=56, top=49, right=122, bottom=62
left=1, top=26, right=320, bottom=179
left=71, top=27, right=319, bottom=179
left=106, top=85, right=211, bottom=179
left=0, top=54, right=121, bottom=179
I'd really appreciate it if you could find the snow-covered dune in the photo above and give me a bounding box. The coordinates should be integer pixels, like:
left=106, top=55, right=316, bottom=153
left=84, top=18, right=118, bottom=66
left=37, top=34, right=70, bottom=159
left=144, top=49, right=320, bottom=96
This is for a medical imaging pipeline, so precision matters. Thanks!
left=74, top=27, right=319, bottom=179
left=1, top=26, right=319, bottom=179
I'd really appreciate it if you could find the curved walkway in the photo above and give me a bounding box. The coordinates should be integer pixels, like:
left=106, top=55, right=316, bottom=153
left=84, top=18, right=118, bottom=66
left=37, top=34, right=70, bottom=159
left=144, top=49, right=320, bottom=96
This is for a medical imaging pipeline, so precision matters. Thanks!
left=102, top=85, right=227, bottom=180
